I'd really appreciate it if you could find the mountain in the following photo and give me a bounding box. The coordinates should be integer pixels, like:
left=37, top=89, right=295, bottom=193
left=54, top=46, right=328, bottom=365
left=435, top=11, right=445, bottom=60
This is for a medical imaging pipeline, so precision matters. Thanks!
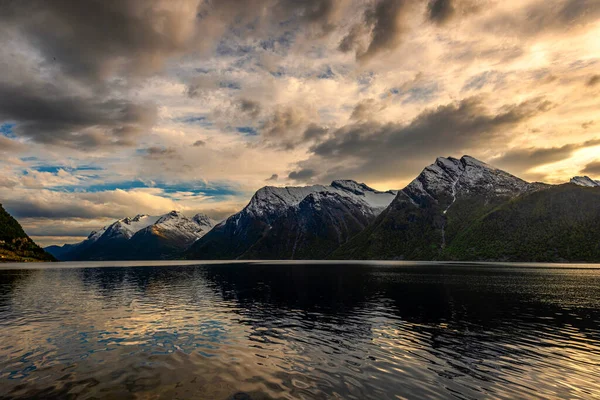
left=571, top=176, right=600, bottom=187
left=186, top=180, right=397, bottom=260
left=46, top=211, right=214, bottom=261
left=0, top=204, right=55, bottom=262
left=331, top=156, right=550, bottom=260
left=441, top=183, right=600, bottom=261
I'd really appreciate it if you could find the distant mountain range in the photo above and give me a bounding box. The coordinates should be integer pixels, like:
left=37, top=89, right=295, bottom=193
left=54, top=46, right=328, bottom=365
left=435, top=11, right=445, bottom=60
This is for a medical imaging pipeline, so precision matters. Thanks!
left=46, top=211, right=215, bottom=261
left=0, top=204, right=54, bottom=262
left=37, top=155, right=600, bottom=262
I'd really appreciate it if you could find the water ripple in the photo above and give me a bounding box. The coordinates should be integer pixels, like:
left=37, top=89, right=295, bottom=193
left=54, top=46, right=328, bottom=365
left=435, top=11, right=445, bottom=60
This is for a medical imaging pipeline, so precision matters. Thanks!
left=0, top=262, right=599, bottom=399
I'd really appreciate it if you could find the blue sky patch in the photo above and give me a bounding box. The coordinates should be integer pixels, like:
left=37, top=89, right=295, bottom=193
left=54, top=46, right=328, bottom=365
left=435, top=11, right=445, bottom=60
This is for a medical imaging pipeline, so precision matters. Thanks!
left=51, top=180, right=243, bottom=199
left=0, top=122, right=16, bottom=138
left=219, top=81, right=241, bottom=90
left=176, top=115, right=213, bottom=127
left=236, top=126, right=258, bottom=136
left=317, top=66, right=335, bottom=80
left=387, top=82, right=440, bottom=104
left=28, top=165, right=104, bottom=174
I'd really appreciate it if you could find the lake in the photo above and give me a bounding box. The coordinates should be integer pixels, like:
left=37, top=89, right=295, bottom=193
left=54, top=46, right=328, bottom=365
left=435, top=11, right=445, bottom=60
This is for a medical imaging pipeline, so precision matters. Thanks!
left=1, top=261, right=599, bottom=399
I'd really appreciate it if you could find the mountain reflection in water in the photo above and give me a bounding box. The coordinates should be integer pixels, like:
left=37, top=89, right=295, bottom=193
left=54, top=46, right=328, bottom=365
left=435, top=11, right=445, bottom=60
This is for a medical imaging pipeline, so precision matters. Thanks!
left=1, top=262, right=599, bottom=399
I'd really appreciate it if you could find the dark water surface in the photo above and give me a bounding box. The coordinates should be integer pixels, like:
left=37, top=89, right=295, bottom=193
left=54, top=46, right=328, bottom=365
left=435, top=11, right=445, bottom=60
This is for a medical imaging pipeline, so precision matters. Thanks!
left=1, top=261, right=600, bottom=399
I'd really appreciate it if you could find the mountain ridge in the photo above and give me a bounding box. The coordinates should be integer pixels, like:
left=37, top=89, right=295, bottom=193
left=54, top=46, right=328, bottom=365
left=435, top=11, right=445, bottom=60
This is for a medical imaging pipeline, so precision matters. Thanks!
left=185, top=179, right=397, bottom=260
left=331, top=156, right=599, bottom=262
left=42, top=156, right=600, bottom=262
left=46, top=211, right=215, bottom=261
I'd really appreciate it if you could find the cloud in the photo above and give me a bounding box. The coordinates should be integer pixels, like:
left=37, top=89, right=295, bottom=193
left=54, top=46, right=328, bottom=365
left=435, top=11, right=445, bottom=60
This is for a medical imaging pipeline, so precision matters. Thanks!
left=238, top=98, right=262, bottom=119
left=350, top=99, right=386, bottom=121
left=288, top=168, right=316, bottom=182
left=202, top=0, right=349, bottom=37
left=3, top=189, right=180, bottom=220
left=427, top=0, right=480, bottom=25
left=303, top=124, right=329, bottom=140
left=266, top=174, right=279, bottom=181
left=260, top=106, right=317, bottom=149
left=427, top=0, right=455, bottom=25
left=0, top=175, right=19, bottom=189
left=0, top=0, right=203, bottom=83
left=0, top=81, right=156, bottom=149
left=581, top=161, right=600, bottom=177
left=582, top=121, right=595, bottom=129
left=192, top=140, right=206, bottom=147
left=141, top=146, right=177, bottom=158
left=484, top=0, right=600, bottom=38
left=587, top=75, right=600, bottom=87
left=491, top=139, right=600, bottom=175
left=358, top=0, right=414, bottom=61
left=294, top=96, right=553, bottom=182
left=0, top=136, right=25, bottom=153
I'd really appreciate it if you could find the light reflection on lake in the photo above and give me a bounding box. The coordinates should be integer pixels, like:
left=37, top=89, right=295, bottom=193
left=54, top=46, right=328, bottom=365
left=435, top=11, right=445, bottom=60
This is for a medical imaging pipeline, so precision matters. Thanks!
left=1, top=261, right=600, bottom=399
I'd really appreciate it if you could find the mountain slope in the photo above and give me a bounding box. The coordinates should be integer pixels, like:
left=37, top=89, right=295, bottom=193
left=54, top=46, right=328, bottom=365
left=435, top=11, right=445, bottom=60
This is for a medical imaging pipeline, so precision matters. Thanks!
left=0, top=204, right=55, bottom=262
left=331, top=156, right=547, bottom=260
left=186, top=180, right=397, bottom=260
left=444, top=183, right=600, bottom=261
left=46, top=211, right=214, bottom=261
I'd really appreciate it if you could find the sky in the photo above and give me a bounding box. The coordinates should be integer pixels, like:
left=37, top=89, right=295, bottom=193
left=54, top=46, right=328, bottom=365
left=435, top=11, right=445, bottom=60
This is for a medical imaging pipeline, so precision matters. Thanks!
left=0, top=0, right=599, bottom=246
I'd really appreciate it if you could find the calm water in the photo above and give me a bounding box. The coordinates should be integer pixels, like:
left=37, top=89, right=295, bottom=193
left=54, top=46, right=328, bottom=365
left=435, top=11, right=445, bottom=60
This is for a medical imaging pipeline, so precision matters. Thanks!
left=1, top=262, right=600, bottom=399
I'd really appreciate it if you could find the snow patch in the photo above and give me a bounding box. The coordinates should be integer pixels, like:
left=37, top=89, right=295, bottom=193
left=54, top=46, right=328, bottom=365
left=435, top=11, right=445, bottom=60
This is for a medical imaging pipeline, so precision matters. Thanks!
left=571, top=176, right=600, bottom=187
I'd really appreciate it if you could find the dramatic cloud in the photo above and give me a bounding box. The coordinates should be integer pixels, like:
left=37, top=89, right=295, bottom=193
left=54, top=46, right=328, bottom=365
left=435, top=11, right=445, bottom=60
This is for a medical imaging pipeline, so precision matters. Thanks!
left=142, top=147, right=177, bottom=158
left=266, top=174, right=279, bottom=182
left=260, top=106, right=317, bottom=149
left=428, top=0, right=455, bottom=25
left=238, top=99, right=262, bottom=119
left=350, top=99, right=387, bottom=121
left=484, top=0, right=600, bottom=38
left=339, top=0, right=415, bottom=61
left=296, top=96, right=553, bottom=182
left=0, top=0, right=203, bottom=83
left=581, top=161, right=600, bottom=177
left=587, top=75, right=600, bottom=87
left=491, top=139, right=600, bottom=176
left=0, top=136, right=25, bottom=153
left=0, top=82, right=156, bottom=149
left=288, top=169, right=317, bottom=182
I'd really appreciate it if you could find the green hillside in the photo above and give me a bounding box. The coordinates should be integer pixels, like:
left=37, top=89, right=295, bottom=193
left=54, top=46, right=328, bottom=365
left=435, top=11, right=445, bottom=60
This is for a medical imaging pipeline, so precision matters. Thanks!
left=332, top=184, right=600, bottom=263
left=444, top=184, right=600, bottom=262
left=0, top=204, right=55, bottom=262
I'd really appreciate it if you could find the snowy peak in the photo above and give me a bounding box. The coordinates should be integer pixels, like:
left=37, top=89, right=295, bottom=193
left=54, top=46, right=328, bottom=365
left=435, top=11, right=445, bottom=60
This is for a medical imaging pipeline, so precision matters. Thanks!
left=331, top=180, right=375, bottom=195
left=245, top=180, right=396, bottom=219
left=79, top=211, right=214, bottom=246
left=404, top=155, right=533, bottom=208
left=155, top=210, right=184, bottom=224
left=141, top=211, right=215, bottom=241
left=246, top=184, right=329, bottom=216
left=192, top=213, right=213, bottom=227
left=571, top=176, right=600, bottom=187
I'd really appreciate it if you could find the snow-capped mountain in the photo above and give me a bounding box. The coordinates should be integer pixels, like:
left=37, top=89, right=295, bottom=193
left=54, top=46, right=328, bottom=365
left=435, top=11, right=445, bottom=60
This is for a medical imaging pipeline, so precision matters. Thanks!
left=87, top=214, right=161, bottom=243
left=46, top=211, right=215, bottom=261
left=403, top=155, right=543, bottom=210
left=186, top=180, right=397, bottom=260
left=332, top=155, right=548, bottom=260
left=571, top=176, right=600, bottom=187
